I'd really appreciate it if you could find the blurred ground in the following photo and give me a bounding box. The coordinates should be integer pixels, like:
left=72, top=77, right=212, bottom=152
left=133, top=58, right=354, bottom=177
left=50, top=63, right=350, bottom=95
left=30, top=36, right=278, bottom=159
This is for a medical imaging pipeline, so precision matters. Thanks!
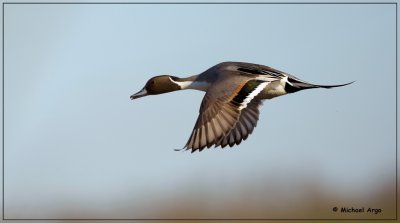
left=4, top=179, right=395, bottom=222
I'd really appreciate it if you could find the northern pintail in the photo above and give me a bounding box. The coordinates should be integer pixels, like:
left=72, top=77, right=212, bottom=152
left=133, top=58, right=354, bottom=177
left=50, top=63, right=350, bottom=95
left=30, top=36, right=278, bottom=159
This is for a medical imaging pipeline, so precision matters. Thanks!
left=131, top=61, right=352, bottom=152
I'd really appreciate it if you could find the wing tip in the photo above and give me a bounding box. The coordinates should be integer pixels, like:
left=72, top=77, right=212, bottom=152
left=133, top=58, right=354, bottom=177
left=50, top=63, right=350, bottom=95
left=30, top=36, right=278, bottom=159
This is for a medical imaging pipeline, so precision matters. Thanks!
left=175, top=145, right=201, bottom=153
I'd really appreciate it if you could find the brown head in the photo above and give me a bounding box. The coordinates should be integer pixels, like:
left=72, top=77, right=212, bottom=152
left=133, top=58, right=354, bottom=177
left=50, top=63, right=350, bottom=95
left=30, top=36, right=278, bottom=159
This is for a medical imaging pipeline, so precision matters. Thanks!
left=130, top=75, right=181, bottom=100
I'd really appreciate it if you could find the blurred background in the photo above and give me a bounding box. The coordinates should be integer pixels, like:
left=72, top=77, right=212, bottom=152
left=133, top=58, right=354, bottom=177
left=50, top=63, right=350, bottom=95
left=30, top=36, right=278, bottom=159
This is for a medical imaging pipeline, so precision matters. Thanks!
left=2, top=2, right=396, bottom=221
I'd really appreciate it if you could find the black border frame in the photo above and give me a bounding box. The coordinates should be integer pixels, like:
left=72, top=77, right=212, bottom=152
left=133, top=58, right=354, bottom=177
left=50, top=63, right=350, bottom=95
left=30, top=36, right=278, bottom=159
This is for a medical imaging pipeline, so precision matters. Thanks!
left=2, top=2, right=398, bottom=221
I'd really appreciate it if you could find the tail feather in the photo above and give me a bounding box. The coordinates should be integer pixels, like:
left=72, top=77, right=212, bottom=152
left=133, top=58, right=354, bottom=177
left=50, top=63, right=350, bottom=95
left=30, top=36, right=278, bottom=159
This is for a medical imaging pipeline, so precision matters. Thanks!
left=285, top=77, right=354, bottom=93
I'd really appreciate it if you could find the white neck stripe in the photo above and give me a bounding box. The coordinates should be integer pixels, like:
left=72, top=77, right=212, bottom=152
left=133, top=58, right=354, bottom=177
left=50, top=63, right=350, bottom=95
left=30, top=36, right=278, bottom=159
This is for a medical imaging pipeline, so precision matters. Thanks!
left=169, top=77, right=209, bottom=91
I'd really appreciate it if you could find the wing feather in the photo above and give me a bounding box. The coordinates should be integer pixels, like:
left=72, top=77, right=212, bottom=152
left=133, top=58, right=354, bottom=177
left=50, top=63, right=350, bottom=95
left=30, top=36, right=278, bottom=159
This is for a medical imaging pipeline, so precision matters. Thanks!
left=216, top=99, right=263, bottom=148
left=183, top=79, right=266, bottom=152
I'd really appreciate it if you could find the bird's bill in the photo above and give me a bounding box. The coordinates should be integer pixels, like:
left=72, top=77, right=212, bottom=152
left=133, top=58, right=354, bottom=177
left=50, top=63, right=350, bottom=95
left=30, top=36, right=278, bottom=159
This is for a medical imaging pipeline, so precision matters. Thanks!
left=130, top=88, right=148, bottom=100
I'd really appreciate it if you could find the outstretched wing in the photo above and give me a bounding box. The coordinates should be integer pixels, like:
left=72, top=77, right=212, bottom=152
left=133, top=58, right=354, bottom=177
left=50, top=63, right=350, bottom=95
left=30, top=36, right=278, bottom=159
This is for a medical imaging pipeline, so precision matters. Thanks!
left=182, top=78, right=269, bottom=152
left=215, top=99, right=263, bottom=148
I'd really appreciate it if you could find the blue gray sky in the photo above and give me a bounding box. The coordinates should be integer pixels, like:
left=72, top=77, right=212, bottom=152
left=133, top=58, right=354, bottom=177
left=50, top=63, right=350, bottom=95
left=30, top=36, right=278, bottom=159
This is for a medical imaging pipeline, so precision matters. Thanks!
left=3, top=3, right=396, bottom=219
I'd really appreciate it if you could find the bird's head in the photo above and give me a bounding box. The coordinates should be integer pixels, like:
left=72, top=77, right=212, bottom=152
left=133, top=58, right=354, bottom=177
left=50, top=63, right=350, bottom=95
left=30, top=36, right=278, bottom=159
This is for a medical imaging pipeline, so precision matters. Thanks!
left=130, top=75, right=181, bottom=100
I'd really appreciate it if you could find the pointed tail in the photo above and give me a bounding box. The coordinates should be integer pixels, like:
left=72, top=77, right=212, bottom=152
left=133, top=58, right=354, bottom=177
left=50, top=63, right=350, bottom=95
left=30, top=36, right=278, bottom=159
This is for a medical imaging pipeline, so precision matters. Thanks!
left=285, top=77, right=354, bottom=93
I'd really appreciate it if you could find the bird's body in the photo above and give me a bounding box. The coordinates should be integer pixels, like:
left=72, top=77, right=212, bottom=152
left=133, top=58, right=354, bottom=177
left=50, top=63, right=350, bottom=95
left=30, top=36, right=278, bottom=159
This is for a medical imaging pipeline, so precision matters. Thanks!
left=131, top=61, right=352, bottom=152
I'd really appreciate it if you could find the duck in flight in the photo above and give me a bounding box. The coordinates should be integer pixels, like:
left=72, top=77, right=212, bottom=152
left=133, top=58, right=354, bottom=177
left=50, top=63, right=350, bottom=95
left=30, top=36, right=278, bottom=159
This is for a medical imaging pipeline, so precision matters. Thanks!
left=130, top=61, right=352, bottom=153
